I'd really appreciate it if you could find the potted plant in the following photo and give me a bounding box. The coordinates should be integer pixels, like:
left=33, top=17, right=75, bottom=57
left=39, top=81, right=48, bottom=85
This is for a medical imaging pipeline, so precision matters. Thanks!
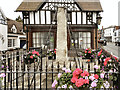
left=47, top=49, right=53, bottom=60
left=53, top=49, right=56, bottom=60
left=24, top=50, right=40, bottom=64
left=82, top=48, right=96, bottom=62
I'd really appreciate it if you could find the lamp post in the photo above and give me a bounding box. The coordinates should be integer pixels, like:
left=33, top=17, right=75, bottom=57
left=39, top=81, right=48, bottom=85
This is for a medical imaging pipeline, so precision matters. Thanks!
left=96, top=14, right=102, bottom=49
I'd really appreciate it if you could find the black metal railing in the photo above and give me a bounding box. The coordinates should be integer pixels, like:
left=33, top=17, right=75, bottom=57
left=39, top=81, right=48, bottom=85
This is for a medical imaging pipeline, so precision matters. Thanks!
left=0, top=48, right=120, bottom=89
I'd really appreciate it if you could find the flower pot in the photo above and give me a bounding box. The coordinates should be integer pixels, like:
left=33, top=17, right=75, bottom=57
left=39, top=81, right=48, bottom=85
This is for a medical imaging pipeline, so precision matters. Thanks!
left=48, top=56, right=53, bottom=60
left=53, top=54, right=56, bottom=60
left=24, top=58, right=35, bottom=64
left=85, top=53, right=91, bottom=59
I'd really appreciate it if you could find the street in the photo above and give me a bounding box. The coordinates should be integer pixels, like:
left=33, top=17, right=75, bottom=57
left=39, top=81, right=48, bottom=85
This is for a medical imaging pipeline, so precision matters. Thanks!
left=102, top=42, right=120, bottom=58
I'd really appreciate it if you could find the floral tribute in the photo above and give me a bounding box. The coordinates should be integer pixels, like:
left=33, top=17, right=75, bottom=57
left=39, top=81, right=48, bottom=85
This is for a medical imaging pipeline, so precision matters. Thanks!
left=47, top=49, right=56, bottom=60
left=52, top=65, right=111, bottom=89
left=24, top=50, right=40, bottom=64
left=82, top=48, right=96, bottom=62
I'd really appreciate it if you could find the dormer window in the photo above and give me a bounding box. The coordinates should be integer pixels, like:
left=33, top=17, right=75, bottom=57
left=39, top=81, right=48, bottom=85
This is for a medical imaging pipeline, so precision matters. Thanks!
left=11, top=25, right=17, bottom=33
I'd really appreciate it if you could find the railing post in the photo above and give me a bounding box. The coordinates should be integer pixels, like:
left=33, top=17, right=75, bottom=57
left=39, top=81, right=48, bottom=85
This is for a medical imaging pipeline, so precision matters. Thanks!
left=0, top=51, right=2, bottom=89
left=118, top=64, right=120, bottom=89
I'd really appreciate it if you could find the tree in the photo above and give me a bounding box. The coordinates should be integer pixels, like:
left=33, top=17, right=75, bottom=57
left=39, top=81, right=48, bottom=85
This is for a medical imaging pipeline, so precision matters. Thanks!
left=16, top=15, right=22, bottom=23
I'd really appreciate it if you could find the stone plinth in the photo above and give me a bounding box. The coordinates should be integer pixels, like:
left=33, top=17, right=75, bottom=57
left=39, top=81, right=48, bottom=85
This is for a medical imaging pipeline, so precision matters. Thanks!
left=56, top=7, right=68, bottom=65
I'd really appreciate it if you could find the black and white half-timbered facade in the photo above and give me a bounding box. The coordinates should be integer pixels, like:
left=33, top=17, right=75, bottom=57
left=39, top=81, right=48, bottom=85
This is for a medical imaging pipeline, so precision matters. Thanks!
left=16, top=0, right=103, bottom=50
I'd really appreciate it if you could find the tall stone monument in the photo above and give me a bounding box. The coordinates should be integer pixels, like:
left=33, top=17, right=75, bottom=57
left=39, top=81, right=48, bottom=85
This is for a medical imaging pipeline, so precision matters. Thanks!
left=56, top=7, right=68, bottom=65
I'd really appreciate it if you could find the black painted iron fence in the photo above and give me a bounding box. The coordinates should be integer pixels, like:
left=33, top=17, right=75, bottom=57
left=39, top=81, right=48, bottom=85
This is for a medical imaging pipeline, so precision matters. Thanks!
left=0, top=48, right=120, bottom=89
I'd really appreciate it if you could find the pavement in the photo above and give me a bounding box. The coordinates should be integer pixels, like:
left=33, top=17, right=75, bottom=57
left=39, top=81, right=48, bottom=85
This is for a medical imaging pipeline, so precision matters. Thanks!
left=102, top=42, right=120, bottom=58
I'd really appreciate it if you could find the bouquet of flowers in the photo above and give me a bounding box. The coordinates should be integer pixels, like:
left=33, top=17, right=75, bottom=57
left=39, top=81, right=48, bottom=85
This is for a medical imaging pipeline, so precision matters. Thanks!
left=24, top=50, right=40, bottom=64
left=82, top=48, right=96, bottom=62
left=52, top=65, right=111, bottom=89
left=47, top=49, right=56, bottom=60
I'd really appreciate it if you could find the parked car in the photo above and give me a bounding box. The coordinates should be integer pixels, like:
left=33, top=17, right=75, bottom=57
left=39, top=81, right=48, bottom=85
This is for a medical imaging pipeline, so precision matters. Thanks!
left=98, top=38, right=107, bottom=46
left=115, top=40, right=120, bottom=46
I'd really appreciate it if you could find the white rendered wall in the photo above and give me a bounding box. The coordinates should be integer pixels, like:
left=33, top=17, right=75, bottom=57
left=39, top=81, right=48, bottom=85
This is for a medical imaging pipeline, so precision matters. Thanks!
left=0, top=24, right=7, bottom=51
left=82, top=12, right=86, bottom=24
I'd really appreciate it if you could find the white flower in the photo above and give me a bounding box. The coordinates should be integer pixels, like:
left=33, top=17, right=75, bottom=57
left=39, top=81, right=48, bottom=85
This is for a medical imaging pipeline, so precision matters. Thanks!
left=100, top=73, right=104, bottom=78
left=101, top=86, right=104, bottom=88
left=93, top=79, right=98, bottom=83
left=62, top=84, right=67, bottom=88
left=103, top=81, right=110, bottom=88
left=62, top=67, right=66, bottom=71
left=69, top=85, right=74, bottom=90
left=57, top=86, right=61, bottom=90
left=109, top=70, right=113, bottom=73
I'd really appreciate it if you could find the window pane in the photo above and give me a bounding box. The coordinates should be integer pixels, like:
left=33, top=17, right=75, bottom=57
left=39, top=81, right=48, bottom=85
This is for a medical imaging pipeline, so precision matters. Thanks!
left=8, top=39, right=12, bottom=47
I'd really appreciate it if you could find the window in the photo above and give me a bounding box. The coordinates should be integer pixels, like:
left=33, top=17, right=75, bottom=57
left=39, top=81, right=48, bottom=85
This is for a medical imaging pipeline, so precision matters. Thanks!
left=71, top=32, right=91, bottom=49
left=114, top=32, right=117, bottom=36
left=67, top=12, right=72, bottom=22
left=8, top=39, right=16, bottom=47
left=87, top=12, right=92, bottom=24
left=32, top=32, right=54, bottom=49
left=51, top=11, right=57, bottom=24
left=8, top=39, right=12, bottom=47
left=13, top=39, right=16, bottom=47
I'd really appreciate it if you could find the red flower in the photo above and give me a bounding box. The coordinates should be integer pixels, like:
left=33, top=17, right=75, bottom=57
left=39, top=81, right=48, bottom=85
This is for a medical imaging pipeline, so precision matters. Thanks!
left=36, top=52, right=40, bottom=56
left=114, top=56, right=118, bottom=60
left=105, top=57, right=111, bottom=62
left=98, top=52, right=101, bottom=56
left=81, top=73, right=85, bottom=77
left=54, top=51, right=56, bottom=54
left=30, top=56, right=33, bottom=59
left=73, top=68, right=83, bottom=76
left=75, top=78, right=84, bottom=87
left=85, top=51, right=87, bottom=53
left=104, top=61, right=107, bottom=66
left=71, top=77, right=78, bottom=83
left=84, top=79, right=89, bottom=84
left=94, top=74, right=99, bottom=79
left=88, top=51, right=91, bottom=53
left=84, top=71, right=89, bottom=76
left=32, top=50, right=38, bottom=54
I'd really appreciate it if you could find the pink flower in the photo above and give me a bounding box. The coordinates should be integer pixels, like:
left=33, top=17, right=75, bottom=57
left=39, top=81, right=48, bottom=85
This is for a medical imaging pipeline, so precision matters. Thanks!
left=58, top=73, right=62, bottom=78
left=94, top=65, right=99, bottom=69
left=0, top=73, right=5, bottom=78
left=1, top=65, right=4, bottom=68
left=100, top=73, right=104, bottom=78
left=85, top=51, right=87, bottom=53
left=52, top=79, right=58, bottom=88
left=89, top=75, right=95, bottom=81
left=91, top=82, right=97, bottom=87
left=65, top=69, right=71, bottom=73
left=94, top=74, right=99, bottom=79
left=30, top=56, right=33, bottom=59
left=75, top=78, right=84, bottom=87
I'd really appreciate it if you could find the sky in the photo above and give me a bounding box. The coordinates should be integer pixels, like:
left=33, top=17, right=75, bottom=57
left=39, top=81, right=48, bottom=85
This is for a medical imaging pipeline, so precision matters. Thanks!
left=0, top=0, right=120, bottom=29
